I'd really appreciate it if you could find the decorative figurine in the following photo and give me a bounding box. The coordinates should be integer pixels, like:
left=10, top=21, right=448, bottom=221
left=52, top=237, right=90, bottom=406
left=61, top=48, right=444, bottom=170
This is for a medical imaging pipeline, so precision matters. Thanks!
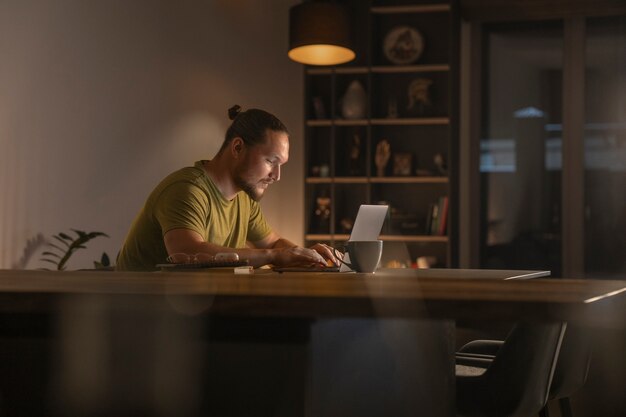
left=349, top=132, right=362, bottom=176
left=311, top=194, right=331, bottom=233
left=393, top=152, right=413, bottom=176
left=434, top=152, right=448, bottom=176
left=375, top=139, right=391, bottom=177
left=341, top=80, right=367, bottom=119
left=407, top=78, right=433, bottom=116
left=339, top=217, right=354, bottom=234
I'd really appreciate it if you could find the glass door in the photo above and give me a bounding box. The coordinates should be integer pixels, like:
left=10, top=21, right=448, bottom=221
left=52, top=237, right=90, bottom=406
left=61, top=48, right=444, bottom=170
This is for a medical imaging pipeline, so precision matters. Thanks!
left=474, top=16, right=626, bottom=278
left=583, top=15, right=626, bottom=278
left=479, top=21, right=564, bottom=276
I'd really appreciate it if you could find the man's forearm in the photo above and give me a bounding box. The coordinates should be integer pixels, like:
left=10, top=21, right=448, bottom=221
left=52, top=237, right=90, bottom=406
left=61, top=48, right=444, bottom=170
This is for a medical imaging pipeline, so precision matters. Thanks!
left=164, top=229, right=324, bottom=268
left=270, top=238, right=298, bottom=249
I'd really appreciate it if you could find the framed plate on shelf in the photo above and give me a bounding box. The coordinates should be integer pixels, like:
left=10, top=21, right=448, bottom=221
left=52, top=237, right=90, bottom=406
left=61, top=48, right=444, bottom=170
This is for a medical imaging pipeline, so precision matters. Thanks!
left=383, top=26, right=424, bottom=65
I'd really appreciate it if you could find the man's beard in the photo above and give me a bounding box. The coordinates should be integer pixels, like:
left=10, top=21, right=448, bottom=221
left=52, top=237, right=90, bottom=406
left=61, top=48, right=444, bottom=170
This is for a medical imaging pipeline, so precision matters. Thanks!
left=235, top=174, right=265, bottom=202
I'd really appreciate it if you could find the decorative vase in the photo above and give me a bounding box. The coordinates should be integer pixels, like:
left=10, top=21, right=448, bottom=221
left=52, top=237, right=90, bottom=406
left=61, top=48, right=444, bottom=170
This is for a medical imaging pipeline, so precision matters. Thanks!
left=341, top=80, right=367, bottom=119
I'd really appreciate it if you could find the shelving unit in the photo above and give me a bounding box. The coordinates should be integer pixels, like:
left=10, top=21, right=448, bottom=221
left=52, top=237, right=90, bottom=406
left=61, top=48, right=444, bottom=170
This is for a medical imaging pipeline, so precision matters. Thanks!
left=303, top=0, right=459, bottom=268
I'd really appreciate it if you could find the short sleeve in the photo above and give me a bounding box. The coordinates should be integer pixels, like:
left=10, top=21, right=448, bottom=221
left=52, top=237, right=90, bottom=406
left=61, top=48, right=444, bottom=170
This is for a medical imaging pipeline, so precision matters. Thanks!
left=153, top=182, right=209, bottom=238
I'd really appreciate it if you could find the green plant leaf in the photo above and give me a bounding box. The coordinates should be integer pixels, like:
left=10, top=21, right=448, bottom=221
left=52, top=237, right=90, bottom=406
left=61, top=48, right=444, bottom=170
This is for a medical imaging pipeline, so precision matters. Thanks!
left=48, top=243, right=66, bottom=253
left=53, top=235, right=71, bottom=247
left=42, top=229, right=109, bottom=271
left=58, top=233, right=73, bottom=241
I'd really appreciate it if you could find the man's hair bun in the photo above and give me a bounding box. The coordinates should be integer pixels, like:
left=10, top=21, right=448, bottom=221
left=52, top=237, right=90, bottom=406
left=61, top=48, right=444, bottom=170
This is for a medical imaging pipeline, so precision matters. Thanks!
left=218, top=105, right=288, bottom=157
left=228, top=105, right=242, bottom=120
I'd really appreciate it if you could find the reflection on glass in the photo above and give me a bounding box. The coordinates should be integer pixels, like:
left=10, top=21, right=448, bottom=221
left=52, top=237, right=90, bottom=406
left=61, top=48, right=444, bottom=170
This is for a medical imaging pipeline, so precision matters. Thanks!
left=584, top=16, right=626, bottom=278
left=480, top=21, right=563, bottom=275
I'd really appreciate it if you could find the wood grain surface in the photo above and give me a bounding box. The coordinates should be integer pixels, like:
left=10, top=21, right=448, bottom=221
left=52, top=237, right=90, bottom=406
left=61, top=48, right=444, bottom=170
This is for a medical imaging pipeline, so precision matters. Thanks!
left=0, top=269, right=623, bottom=325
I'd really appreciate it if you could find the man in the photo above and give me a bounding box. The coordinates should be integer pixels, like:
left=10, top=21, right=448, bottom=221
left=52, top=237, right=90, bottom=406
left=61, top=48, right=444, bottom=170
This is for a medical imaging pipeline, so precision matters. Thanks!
left=117, top=105, right=335, bottom=271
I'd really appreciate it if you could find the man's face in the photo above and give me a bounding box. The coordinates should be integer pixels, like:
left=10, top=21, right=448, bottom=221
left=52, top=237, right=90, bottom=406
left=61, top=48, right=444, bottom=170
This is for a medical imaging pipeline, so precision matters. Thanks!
left=234, top=130, right=289, bottom=201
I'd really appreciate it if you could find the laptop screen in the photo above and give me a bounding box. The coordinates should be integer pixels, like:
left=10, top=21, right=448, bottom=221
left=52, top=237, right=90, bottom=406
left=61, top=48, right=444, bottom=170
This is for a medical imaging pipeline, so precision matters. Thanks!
left=348, top=204, right=389, bottom=241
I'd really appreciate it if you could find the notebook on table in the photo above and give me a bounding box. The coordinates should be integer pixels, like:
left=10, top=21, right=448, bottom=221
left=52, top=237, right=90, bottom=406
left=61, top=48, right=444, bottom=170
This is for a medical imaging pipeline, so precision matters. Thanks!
left=274, top=204, right=389, bottom=273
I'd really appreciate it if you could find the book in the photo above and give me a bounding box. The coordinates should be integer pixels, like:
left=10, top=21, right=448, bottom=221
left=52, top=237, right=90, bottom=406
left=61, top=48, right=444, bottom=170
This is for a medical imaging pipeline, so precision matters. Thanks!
left=430, top=202, right=440, bottom=235
left=437, top=196, right=449, bottom=236
left=425, top=203, right=435, bottom=235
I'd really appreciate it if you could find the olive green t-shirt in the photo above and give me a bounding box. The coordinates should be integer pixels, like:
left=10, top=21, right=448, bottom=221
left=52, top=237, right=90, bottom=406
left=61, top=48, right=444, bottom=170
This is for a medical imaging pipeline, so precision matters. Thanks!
left=116, top=161, right=272, bottom=271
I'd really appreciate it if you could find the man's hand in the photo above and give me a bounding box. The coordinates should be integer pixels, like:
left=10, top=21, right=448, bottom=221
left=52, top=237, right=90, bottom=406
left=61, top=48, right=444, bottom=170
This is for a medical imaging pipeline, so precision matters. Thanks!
left=309, top=243, right=340, bottom=266
left=272, top=246, right=327, bottom=267
left=261, top=235, right=338, bottom=267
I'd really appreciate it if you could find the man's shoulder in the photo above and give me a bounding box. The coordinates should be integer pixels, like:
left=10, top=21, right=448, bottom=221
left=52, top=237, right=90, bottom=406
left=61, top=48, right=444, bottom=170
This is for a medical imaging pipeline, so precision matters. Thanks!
left=146, top=164, right=209, bottom=203
left=166, top=164, right=204, bottom=180
left=158, top=164, right=208, bottom=189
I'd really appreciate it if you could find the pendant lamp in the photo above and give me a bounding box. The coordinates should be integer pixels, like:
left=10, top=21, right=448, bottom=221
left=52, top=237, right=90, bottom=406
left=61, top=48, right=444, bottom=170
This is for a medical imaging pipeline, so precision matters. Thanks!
left=288, top=1, right=355, bottom=66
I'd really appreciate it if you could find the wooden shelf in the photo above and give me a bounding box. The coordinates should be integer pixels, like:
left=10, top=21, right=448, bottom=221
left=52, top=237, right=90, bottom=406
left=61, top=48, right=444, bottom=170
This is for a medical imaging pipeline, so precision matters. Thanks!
left=333, top=177, right=368, bottom=184
left=380, top=235, right=448, bottom=243
left=306, top=120, right=332, bottom=127
left=370, top=176, right=448, bottom=184
left=335, top=67, right=369, bottom=74
left=306, top=119, right=371, bottom=127
left=308, top=118, right=450, bottom=127
left=307, top=65, right=449, bottom=75
left=305, top=177, right=369, bottom=184
left=305, top=234, right=344, bottom=241
left=335, top=119, right=369, bottom=126
left=371, top=64, right=450, bottom=73
left=307, top=177, right=448, bottom=184
left=305, top=234, right=449, bottom=243
left=303, top=0, right=457, bottom=267
left=371, top=117, right=449, bottom=126
left=305, top=177, right=332, bottom=184
left=306, top=67, right=369, bottom=75
left=370, top=4, right=450, bottom=14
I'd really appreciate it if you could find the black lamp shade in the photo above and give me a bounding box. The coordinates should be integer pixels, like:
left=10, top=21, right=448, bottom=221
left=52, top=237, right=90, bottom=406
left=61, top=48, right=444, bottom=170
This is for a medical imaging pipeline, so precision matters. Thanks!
left=288, top=1, right=355, bottom=66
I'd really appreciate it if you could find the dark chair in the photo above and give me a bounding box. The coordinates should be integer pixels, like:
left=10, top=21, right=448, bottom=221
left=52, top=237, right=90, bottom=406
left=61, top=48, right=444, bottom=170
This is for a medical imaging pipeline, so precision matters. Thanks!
left=458, top=324, right=591, bottom=417
left=456, top=321, right=566, bottom=417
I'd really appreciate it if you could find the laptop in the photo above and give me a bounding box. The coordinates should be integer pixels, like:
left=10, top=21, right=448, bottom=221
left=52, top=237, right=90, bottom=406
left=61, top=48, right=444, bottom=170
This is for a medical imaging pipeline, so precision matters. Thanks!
left=274, top=204, right=389, bottom=273
left=345, top=204, right=389, bottom=241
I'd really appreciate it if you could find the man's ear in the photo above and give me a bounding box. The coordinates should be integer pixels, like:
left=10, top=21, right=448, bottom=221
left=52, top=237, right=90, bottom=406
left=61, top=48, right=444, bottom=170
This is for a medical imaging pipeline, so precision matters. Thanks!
left=231, top=137, right=245, bottom=159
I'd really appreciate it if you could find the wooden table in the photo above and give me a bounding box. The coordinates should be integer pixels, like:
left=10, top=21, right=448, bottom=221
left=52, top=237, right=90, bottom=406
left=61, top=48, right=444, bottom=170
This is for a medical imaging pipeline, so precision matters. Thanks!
left=0, top=268, right=623, bottom=417
left=0, top=268, right=622, bottom=325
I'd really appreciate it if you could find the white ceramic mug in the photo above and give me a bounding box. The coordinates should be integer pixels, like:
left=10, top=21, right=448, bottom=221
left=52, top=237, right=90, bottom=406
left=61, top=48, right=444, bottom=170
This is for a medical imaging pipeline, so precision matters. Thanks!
left=338, top=240, right=383, bottom=273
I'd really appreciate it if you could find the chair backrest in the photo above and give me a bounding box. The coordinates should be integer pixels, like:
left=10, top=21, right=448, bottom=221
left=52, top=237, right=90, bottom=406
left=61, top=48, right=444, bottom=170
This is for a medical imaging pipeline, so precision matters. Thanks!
left=457, top=323, right=592, bottom=403
left=548, top=324, right=592, bottom=400
left=479, top=321, right=567, bottom=417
